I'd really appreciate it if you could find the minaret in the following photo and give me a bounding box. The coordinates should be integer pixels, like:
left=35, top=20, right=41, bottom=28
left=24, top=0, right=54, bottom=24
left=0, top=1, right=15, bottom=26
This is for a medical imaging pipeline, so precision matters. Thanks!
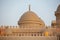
left=55, top=4, right=60, bottom=28
left=55, top=4, right=60, bottom=40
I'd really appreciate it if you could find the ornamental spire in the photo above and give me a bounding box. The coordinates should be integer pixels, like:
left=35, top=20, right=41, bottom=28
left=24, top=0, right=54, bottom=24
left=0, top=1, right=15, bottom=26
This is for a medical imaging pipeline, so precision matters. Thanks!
left=29, top=5, right=31, bottom=11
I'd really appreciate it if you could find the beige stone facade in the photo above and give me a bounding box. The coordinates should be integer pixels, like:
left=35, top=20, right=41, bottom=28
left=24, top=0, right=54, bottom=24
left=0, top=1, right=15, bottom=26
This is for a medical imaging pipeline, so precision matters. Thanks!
left=0, top=4, right=60, bottom=40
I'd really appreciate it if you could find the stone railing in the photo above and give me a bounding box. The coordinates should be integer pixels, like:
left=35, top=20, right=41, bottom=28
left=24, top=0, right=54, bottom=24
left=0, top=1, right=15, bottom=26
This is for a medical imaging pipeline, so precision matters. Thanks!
left=0, top=36, right=57, bottom=40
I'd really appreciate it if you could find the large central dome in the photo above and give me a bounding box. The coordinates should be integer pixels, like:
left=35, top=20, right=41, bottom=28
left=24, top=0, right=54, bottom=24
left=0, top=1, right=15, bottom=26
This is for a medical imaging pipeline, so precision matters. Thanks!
left=18, top=6, right=45, bottom=28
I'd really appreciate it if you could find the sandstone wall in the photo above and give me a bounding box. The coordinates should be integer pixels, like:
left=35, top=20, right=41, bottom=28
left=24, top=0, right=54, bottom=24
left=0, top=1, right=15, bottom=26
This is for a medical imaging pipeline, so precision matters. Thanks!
left=0, top=36, right=57, bottom=40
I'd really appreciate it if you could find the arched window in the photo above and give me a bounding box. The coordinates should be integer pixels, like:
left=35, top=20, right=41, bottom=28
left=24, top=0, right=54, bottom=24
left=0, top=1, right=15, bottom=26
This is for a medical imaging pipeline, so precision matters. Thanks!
left=31, top=34, right=33, bottom=36
left=37, top=34, right=39, bottom=36
left=34, top=34, right=36, bottom=36
left=19, top=34, right=21, bottom=36
left=22, top=34, right=24, bottom=36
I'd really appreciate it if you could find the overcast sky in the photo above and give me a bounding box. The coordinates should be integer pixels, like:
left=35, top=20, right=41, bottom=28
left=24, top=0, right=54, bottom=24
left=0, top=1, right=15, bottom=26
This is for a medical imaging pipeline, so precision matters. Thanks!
left=0, top=0, right=60, bottom=26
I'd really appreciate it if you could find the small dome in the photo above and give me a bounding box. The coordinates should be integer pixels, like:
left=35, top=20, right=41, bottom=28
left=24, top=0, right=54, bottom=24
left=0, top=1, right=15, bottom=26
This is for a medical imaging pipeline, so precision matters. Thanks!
left=18, top=11, right=45, bottom=28
left=52, top=20, right=56, bottom=24
left=56, top=4, right=60, bottom=12
left=51, top=20, right=56, bottom=28
left=55, top=4, right=60, bottom=16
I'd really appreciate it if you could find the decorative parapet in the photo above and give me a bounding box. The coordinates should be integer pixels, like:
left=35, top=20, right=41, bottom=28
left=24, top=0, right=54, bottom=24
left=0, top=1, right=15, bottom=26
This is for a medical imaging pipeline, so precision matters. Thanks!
left=0, top=36, right=57, bottom=40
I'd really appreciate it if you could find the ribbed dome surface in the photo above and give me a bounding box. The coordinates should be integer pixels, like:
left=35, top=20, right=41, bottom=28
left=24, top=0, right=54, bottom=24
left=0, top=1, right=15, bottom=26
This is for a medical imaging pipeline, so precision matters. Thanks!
left=55, top=4, right=60, bottom=16
left=18, top=11, right=45, bottom=28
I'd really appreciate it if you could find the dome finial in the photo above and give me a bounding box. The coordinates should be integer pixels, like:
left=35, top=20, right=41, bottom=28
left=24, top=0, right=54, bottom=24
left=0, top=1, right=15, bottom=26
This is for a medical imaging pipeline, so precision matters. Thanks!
left=29, top=4, right=31, bottom=11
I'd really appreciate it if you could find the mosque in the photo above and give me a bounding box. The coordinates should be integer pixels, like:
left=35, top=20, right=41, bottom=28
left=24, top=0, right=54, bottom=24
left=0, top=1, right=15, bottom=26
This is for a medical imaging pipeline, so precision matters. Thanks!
left=0, top=4, right=60, bottom=40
